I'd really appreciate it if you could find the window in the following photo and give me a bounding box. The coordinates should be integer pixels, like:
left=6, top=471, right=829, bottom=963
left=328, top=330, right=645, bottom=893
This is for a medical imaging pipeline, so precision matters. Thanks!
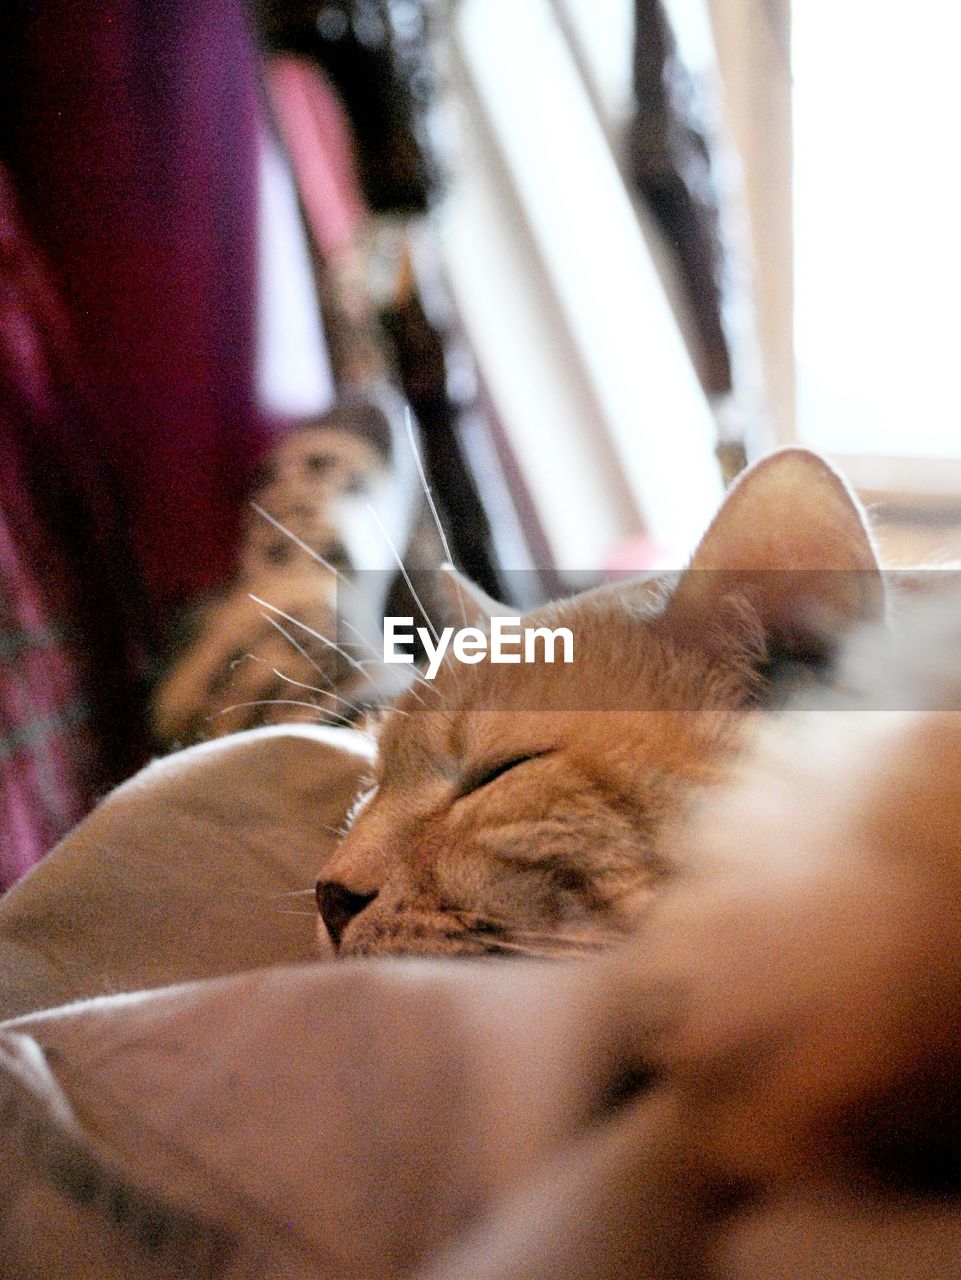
left=794, top=3, right=961, bottom=463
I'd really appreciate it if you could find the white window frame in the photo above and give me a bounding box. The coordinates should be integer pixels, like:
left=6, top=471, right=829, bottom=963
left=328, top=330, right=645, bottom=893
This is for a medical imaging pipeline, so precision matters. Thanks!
left=708, top=0, right=961, bottom=509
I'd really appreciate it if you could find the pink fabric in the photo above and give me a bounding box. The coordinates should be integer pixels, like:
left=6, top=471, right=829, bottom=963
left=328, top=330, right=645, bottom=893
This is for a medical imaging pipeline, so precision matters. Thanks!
left=0, top=170, right=110, bottom=888
left=266, top=55, right=367, bottom=260
left=0, top=495, right=97, bottom=887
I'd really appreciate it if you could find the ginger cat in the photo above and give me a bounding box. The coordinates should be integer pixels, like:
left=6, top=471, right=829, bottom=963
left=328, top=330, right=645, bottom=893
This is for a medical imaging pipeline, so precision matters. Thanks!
left=317, top=448, right=884, bottom=957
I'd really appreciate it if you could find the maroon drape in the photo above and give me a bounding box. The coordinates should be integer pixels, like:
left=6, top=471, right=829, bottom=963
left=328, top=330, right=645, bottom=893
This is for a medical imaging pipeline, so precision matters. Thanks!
left=0, top=0, right=277, bottom=634
left=0, top=0, right=282, bottom=885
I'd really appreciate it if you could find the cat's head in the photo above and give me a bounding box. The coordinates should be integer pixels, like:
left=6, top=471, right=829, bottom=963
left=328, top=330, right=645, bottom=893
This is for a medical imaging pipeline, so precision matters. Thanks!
left=317, top=448, right=884, bottom=958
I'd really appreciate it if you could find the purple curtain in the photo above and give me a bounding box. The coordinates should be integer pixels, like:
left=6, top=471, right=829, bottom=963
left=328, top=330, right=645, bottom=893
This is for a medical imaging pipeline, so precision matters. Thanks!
left=0, top=0, right=281, bottom=884
left=0, top=0, right=276, bottom=632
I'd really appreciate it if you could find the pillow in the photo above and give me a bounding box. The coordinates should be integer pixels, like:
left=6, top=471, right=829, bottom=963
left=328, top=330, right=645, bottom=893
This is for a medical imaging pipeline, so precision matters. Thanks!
left=0, top=724, right=373, bottom=1020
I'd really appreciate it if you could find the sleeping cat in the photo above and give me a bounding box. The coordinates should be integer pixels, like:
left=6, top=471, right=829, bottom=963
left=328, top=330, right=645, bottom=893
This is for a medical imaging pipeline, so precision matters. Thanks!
left=317, top=447, right=884, bottom=957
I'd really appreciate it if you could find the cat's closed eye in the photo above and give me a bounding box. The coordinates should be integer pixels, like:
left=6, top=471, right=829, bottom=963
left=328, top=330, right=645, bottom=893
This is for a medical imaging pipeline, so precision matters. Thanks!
left=457, top=752, right=551, bottom=799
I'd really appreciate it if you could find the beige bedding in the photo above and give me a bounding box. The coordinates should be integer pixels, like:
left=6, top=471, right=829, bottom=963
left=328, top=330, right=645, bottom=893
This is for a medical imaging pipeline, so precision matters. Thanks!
left=0, top=724, right=373, bottom=1020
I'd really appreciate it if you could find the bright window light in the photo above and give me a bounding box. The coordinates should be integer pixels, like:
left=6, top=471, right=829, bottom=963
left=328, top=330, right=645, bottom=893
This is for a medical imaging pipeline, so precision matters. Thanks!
left=793, top=3, right=961, bottom=458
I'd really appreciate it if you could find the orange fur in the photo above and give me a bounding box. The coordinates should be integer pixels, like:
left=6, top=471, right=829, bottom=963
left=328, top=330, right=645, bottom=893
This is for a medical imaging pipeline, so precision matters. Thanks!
left=318, top=449, right=883, bottom=957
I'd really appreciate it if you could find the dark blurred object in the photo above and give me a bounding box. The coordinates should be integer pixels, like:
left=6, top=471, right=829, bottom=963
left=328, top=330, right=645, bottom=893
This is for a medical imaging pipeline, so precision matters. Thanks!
left=715, top=437, right=748, bottom=487
left=628, top=0, right=733, bottom=398
left=259, top=0, right=440, bottom=214
left=381, top=267, right=505, bottom=598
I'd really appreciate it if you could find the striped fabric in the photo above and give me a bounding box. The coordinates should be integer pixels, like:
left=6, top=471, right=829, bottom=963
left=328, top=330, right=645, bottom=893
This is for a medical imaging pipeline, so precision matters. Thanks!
left=0, top=521, right=100, bottom=891
left=0, top=174, right=107, bottom=889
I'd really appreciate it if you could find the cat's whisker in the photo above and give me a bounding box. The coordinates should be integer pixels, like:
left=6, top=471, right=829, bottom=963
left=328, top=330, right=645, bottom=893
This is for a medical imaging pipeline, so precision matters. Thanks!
left=260, top=613, right=333, bottom=683
left=365, top=502, right=445, bottom=651
left=270, top=888, right=318, bottom=899
left=214, top=697, right=320, bottom=715
left=241, top=651, right=337, bottom=702
left=348, top=654, right=385, bottom=671
left=248, top=510, right=413, bottom=713
left=228, top=651, right=258, bottom=672
left=404, top=407, right=469, bottom=631
left=340, top=619, right=397, bottom=669
left=267, top=668, right=333, bottom=698
left=258, top=498, right=412, bottom=676
left=340, top=619, right=435, bottom=700
left=385, top=679, right=459, bottom=728
left=339, top=621, right=428, bottom=699
left=251, top=502, right=350, bottom=584
left=314, top=690, right=367, bottom=719
left=266, top=669, right=366, bottom=719
left=265, top=659, right=383, bottom=721
left=339, top=629, right=441, bottom=705
left=250, top=595, right=374, bottom=685
left=252, top=514, right=432, bottom=716
left=213, top=698, right=355, bottom=728
left=240, top=650, right=283, bottom=671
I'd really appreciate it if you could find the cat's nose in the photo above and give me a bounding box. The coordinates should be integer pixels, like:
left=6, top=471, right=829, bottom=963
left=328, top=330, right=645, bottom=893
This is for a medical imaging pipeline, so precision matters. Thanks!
left=316, top=880, right=378, bottom=949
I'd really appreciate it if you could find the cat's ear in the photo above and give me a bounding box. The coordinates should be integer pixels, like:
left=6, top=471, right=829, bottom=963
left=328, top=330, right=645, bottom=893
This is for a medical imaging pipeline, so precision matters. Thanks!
left=666, top=447, right=884, bottom=660
left=438, top=564, right=506, bottom=628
